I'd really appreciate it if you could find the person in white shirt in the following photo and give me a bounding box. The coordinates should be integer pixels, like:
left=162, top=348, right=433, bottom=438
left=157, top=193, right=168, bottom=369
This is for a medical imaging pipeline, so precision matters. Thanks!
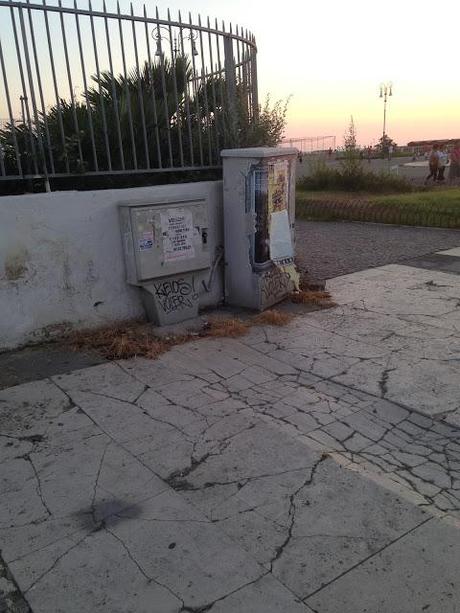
left=437, top=145, right=448, bottom=182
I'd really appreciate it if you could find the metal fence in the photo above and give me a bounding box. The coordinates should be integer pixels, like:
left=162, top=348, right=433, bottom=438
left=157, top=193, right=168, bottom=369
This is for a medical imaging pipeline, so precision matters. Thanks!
left=281, top=136, right=337, bottom=154
left=0, top=0, right=258, bottom=185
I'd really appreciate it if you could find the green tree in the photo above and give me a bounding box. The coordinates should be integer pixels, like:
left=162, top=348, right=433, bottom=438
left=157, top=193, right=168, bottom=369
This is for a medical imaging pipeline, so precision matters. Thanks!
left=235, top=94, right=289, bottom=148
left=343, top=115, right=358, bottom=151
left=340, top=115, right=362, bottom=178
left=376, top=134, right=397, bottom=156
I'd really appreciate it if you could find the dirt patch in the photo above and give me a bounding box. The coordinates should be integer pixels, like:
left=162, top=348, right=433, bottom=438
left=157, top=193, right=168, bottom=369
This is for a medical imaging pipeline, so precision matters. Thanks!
left=3, top=249, right=29, bottom=281
left=0, top=345, right=106, bottom=390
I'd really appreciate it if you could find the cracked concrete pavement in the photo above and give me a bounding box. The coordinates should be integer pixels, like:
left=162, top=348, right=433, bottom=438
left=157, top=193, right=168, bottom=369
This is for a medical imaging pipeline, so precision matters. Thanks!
left=1, top=247, right=460, bottom=612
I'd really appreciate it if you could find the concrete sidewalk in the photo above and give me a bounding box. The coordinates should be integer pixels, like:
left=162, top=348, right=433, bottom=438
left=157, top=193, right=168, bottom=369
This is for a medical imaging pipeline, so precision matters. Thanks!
left=1, top=248, right=460, bottom=612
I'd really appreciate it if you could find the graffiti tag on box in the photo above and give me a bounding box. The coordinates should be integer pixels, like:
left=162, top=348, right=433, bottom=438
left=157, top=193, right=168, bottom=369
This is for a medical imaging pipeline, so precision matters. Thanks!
left=261, top=267, right=291, bottom=301
left=153, top=278, right=198, bottom=314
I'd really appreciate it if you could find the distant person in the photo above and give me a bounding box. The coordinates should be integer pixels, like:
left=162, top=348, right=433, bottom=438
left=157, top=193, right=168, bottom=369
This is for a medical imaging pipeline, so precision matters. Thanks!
left=367, top=146, right=372, bottom=163
left=425, top=143, right=439, bottom=184
left=449, top=141, right=460, bottom=184
left=388, top=144, right=394, bottom=161
left=437, top=145, right=448, bottom=182
left=328, top=147, right=333, bottom=158
left=297, top=151, right=303, bottom=164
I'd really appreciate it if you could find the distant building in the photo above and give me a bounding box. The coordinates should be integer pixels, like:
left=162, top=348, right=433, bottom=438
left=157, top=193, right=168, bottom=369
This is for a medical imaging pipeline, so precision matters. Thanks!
left=407, top=138, right=460, bottom=148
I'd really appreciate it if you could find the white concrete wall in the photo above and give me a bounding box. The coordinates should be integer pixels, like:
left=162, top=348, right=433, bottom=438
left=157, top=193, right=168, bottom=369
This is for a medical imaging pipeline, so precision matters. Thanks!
left=0, top=181, right=223, bottom=350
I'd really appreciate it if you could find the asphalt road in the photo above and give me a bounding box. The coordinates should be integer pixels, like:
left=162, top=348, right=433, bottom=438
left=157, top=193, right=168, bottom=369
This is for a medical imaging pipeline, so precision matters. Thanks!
left=295, top=220, right=460, bottom=280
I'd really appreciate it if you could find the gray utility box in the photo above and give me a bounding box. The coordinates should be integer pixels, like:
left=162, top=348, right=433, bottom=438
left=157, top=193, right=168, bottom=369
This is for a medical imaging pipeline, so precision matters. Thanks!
left=120, top=199, right=210, bottom=325
left=221, top=147, right=299, bottom=311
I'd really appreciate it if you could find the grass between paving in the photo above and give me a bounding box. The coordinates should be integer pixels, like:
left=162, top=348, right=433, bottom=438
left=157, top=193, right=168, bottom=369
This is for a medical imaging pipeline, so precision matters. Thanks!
left=296, top=188, right=460, bottom=228
left=67, top=290, right=335, bottom=361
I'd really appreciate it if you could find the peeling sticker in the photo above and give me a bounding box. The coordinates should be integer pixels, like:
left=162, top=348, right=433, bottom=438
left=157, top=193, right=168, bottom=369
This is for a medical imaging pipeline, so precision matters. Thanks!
left=139, top=231, right=154, bottom=251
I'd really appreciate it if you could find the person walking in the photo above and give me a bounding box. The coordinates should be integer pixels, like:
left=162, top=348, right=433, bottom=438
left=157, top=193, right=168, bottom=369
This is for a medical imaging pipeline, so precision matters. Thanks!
left=425, top=143, right=439, bottom=184
left=449, top=141, right=460, bottom=184
left=437, top=145, right=448, bottom=182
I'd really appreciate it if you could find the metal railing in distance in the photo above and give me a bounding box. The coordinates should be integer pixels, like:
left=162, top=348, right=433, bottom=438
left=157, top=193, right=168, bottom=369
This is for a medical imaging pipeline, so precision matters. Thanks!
left=0, top=0, right=258, bottom=184
left=281, top=136, right=337, bottom=154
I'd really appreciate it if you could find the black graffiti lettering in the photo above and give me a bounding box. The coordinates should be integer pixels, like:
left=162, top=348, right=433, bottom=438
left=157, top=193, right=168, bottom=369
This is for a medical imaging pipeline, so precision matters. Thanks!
left=153, top=278, right=193, bottom=299
left=152, top=277, right=197, bottom=314
left=158, top=294, right=194, bottom=314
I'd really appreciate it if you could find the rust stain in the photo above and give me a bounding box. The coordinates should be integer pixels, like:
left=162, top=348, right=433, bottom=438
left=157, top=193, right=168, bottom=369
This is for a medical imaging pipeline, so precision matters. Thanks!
left=4, top=249, right=29, bottom=281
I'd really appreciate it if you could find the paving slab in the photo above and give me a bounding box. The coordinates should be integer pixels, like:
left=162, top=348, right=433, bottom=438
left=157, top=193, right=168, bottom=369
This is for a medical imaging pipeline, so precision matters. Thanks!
left=306, top=517, right=460, bottom=613
left=16, top=527, right=182, bottom=613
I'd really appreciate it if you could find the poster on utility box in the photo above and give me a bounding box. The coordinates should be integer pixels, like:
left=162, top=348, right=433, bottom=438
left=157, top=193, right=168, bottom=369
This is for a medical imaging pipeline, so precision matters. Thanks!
left=268, top=161, right=293, bottom=262
left=161, top=209, right=195, bottom=262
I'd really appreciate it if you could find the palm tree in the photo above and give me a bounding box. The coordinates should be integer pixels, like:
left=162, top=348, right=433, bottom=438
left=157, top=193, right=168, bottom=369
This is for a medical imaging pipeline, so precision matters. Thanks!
left=85, top=55, right=193, bottom=169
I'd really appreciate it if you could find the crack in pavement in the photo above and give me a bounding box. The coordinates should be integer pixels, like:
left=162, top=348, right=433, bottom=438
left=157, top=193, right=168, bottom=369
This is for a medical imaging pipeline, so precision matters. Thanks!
left=23, top=533, right=90, bottom=594
left=89, top=441, right=111, bottom=530
left=269, top=454, right=329, bottom=571
left=179, top=570, right=271, bottom=613
left=167, top=465, right=319, bottom=494
left=20, top=452, right=52, bottom=519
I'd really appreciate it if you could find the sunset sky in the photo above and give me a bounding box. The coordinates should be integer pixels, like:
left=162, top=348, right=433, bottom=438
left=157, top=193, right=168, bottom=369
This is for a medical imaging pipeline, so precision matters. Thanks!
left=1, top=0, right=459, bottom=147
left=160, top=0, right=460, bottom=146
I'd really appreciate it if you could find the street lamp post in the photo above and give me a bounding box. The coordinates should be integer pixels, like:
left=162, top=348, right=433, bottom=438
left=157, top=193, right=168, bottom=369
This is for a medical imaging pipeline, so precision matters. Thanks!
left=379, top=81, right=393, bottom=143
left=153, top=26, right=198, bottom=58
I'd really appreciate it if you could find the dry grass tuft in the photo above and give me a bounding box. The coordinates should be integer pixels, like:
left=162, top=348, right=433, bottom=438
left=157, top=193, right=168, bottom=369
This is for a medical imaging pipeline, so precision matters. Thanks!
left=204, top=317, right=249, bottom=338
left=290, top=290, right=336, bottom=307
left=253, top=309, right=293, bottom=326
left=68, top=320, right=172, bottom=360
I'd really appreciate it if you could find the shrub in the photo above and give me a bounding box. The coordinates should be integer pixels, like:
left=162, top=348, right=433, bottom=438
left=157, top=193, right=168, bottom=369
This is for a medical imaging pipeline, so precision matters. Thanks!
left=298, top=165, right=413, bottom=194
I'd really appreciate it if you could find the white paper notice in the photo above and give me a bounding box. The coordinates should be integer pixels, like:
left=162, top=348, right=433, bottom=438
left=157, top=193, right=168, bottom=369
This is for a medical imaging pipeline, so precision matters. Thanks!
left=161, top=208, right=195, bottom=262
left=269, top=209, right=294, bottom=262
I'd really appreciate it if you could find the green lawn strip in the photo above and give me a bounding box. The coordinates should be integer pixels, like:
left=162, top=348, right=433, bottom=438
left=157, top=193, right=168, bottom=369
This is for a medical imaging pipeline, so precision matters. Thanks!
left=296, top=188, right=460, bottom=228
